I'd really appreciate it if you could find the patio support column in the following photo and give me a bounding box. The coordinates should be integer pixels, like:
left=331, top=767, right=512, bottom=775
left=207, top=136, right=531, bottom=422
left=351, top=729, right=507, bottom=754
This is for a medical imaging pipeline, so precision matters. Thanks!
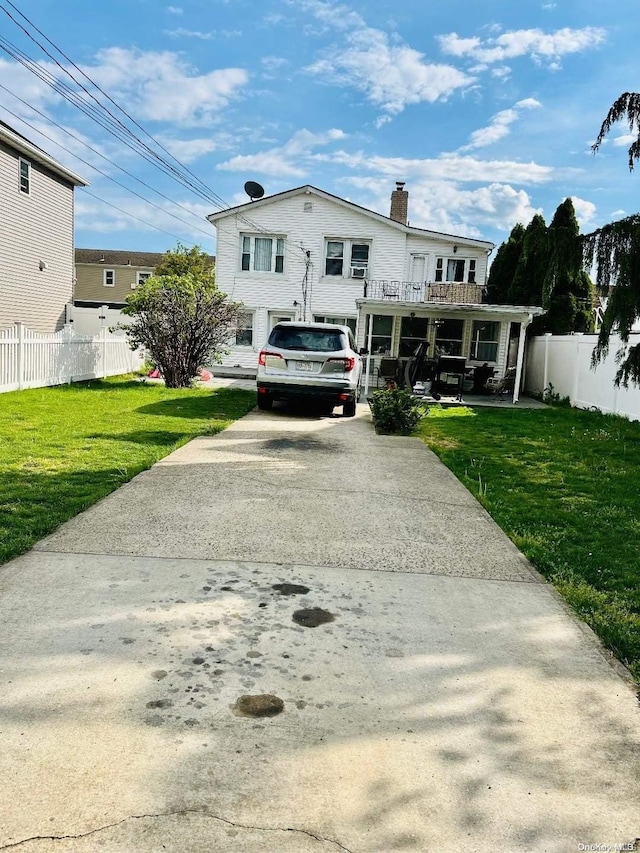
left=364, top=311, right=374, bottom=397
left=512, top=314, right=530, bottom=403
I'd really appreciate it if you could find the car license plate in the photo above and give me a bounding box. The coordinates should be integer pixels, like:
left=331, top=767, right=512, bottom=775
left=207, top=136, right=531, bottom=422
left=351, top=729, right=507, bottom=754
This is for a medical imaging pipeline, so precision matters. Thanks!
left=295, top=361, right=313, bottom=371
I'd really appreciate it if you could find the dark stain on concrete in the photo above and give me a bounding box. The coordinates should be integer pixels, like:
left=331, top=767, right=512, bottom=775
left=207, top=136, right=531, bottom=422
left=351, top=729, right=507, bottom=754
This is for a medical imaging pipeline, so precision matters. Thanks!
left=233, top=694, right=285, bottom=718
left=272, top=583, right=311, bottom=596
left=292, top=608, right=335, bottom=628
left=146, top=699, right=173, bottom=709
left=151, top=670, right=168, bottom=680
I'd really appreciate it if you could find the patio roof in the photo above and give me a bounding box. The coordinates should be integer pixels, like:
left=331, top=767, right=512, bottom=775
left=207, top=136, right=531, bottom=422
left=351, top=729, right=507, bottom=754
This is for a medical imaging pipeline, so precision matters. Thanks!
left=355, top=298, right=545, bottom=319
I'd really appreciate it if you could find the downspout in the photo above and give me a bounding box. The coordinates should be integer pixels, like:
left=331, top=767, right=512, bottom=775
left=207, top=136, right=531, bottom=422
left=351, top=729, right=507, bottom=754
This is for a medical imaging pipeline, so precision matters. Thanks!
left=512, top=313, right=531, bottom=404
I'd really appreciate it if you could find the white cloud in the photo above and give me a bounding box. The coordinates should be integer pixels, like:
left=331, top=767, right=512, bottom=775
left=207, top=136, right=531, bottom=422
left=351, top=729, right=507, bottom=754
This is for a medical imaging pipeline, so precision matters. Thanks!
left=570, top=196, right=597, bottom=229
left=217, top=128, right=347, bottom=177
left=438, top=26, right=606, bottom=67
left=159, top=137, right=219, bottom=163
left=76, top=191, right=213, bottom=242
left=164, top=28, right=215, bottom=40
left=461, top=98, right=541, bottom=151
left=166, top=5, right=183, bottom=13
left=81, top=48, right=249, bottom=125
left=613, top=133, right=637, bottom=147
left=326, top=150, right=553, bottom=185
left=301, top=0, right=474, bottom=118
left=345, top=176, right=541, bottom=236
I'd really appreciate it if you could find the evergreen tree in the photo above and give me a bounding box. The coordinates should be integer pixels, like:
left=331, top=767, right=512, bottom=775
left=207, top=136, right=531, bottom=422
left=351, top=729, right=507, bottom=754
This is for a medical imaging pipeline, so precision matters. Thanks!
left=588, top=93, right=640, bottom=385
left=543, top=199, right=595, bottom=334
left=486, top=223, right=525, bottom=303
left=510, top=213, right=548, bottom=308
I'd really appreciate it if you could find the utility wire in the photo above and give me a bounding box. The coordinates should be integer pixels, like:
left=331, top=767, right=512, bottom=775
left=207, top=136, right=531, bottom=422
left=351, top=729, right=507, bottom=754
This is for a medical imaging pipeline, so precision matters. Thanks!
left=0, top=1, right=309, bottom=256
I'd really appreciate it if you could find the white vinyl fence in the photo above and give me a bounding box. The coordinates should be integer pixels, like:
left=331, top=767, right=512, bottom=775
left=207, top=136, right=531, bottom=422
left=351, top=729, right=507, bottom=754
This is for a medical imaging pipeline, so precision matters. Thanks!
left=67, top=304, right=126, bottom=336
left=0, top=322, right=144, bottom=393
left=526, top=332, right=640, bottom=421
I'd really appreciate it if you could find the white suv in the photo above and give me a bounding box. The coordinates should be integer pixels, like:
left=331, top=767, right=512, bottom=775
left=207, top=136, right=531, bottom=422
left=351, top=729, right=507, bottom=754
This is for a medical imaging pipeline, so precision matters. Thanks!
left=257, top=322, right=363, bottom=416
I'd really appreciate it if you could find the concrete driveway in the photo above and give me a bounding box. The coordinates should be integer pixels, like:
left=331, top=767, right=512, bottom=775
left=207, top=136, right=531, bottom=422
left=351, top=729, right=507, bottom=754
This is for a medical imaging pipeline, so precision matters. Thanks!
left=1, top=403, right=639, bottom=852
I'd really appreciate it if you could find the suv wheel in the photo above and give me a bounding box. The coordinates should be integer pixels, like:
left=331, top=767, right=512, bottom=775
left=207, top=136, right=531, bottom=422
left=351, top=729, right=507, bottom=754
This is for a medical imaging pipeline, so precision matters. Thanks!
left=343, top=397, right=357, bottom=418
left=257, top=393, right=273, bottom=411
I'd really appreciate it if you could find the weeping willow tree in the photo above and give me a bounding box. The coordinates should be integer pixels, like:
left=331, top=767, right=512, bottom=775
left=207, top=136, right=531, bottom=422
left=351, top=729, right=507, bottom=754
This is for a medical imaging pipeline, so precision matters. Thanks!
left=587, top=93, right=640, bottom=385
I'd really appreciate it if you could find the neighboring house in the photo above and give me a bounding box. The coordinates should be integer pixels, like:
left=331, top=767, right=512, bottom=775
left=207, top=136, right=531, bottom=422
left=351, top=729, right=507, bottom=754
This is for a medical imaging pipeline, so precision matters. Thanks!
left=71, top=249, right=215, bottom=334
left=74, top=249, right=171, bottom=309
left=0, top=120, right=87, bottom=333
left=208, top=183, right=544, bottom=400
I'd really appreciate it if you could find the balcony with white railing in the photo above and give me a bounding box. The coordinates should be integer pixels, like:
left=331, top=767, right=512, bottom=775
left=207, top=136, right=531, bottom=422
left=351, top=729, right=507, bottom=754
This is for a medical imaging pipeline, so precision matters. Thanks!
left=363, top=280, right=487, bottom=304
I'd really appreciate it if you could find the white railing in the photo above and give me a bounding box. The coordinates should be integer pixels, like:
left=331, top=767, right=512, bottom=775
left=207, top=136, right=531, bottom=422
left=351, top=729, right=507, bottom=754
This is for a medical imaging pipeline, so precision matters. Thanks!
left=0, top=322, right=144, bottom=393
left=526, top=332, right=640, bottom=421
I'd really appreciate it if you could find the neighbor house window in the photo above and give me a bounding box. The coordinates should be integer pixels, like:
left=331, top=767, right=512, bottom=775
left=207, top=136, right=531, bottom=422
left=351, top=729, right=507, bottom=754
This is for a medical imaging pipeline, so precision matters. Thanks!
left=325, top=240, right=370, bottom=278
left=241, top=235, right=284, bottom=273
left=19, top=158, right=31, bottom=195
left=470, top=320, right=499, bottom=362
left=103, top=269, right=115, bottom=287
left=399, top=316, right=429, bottom=357
left=235, top=312, right=254, bottom=346
left=434, top=318, right=464, bottom=357
left=313, top=315, right=357, bottom=334
left=137, top=271, right=152, bottom=285
left=434, top=257, right=477, bottom=283
left=367, top=314, right=393, bottom=355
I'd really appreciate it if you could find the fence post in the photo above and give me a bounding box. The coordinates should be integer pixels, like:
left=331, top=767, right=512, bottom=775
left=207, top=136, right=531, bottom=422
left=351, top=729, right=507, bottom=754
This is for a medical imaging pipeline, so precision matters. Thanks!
left=542, top=332, right=552, bottom=394
left=100, top=327, right=107, bottom=379
left=16, top=322, right=24, bottom=390
left=571, top=333, right=583, bottom=406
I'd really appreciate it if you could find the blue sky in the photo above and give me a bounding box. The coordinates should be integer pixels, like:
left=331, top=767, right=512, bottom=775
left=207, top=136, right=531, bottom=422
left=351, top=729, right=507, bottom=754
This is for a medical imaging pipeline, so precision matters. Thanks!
left=1, top=0, right=638, bottom=255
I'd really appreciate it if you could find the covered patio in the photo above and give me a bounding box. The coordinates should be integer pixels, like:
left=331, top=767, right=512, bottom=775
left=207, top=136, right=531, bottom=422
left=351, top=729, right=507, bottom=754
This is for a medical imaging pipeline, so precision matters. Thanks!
left=355, top=290, right=545, bottom=405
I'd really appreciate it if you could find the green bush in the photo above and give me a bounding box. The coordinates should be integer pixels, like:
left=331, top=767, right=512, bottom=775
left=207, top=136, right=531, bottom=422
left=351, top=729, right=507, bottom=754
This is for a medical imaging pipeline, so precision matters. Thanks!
left=369, top=388, right=425, bottom=434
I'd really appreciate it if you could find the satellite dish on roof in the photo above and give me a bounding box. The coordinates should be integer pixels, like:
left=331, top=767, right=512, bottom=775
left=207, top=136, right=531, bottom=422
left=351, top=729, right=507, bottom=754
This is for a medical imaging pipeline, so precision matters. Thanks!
left=244, top=180, right=265, bottom=201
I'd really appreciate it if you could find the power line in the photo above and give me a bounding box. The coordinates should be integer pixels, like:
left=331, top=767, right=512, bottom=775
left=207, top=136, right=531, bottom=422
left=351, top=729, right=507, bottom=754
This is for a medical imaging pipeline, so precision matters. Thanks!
left=0, top=1, right=309, bottom=257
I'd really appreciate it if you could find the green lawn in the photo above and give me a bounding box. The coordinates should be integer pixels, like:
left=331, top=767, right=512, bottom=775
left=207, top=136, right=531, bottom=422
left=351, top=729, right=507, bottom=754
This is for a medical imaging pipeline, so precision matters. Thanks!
left=0, top=377, right=256, bottom=565
left=417, top=404, right=640, bottom=683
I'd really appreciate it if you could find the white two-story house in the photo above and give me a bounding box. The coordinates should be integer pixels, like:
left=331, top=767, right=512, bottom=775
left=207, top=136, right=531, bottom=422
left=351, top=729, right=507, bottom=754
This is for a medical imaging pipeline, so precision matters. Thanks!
left=0, top=119, right=87, bottom=333
left=208, top=183, right=543, bottom=400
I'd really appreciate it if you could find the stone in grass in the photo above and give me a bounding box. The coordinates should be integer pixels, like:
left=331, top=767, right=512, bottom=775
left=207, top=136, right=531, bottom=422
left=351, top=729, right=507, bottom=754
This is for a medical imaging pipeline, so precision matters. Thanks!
left=233, top=694, right=285, bottom=718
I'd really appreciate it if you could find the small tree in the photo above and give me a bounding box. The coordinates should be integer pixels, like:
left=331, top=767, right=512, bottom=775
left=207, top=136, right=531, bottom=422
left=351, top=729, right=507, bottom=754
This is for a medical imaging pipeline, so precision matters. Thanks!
left=121, top=245, right=241, bottom=388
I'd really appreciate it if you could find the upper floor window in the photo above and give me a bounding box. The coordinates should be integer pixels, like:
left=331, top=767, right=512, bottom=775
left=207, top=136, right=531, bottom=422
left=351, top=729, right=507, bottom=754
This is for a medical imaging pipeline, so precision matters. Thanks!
left=325, top=240, right=370, bottom=278
left=19, top=158, right=31, bottom=195
left=241, top=235, right=284, bottom=273
left=435, top=257, right=477, bottom=284
left=103, top=269, right=115, bottom=287
left=137, top=271, right=152, bottom=285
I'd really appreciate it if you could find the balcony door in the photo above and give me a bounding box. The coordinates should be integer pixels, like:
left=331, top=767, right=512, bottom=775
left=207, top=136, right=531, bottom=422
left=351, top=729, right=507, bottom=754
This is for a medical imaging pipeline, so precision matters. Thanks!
left=411, top=254, right=427, bottom=282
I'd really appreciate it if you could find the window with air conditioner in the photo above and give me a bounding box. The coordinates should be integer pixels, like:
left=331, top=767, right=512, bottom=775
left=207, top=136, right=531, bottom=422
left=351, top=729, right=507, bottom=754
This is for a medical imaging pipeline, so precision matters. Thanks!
left=325, top=239, right=370, bottom=278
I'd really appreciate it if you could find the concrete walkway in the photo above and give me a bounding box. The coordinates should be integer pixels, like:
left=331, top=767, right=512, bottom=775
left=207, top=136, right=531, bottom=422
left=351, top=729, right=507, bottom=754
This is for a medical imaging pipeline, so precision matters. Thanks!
left=1, top=404, right=639, bottom=852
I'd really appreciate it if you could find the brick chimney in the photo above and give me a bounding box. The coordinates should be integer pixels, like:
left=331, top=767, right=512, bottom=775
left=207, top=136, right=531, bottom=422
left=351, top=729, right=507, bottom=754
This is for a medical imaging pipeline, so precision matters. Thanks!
left=390, top=181, right=408, bottom=224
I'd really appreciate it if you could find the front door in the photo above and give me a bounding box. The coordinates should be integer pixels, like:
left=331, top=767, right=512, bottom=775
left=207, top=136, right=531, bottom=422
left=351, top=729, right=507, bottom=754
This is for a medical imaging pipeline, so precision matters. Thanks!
left=268, top=311, right=295, bottom=332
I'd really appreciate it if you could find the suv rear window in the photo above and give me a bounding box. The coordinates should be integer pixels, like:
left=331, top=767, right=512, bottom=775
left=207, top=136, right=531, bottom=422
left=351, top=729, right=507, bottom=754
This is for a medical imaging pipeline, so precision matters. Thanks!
left=269, top=326, right=345, bottom=352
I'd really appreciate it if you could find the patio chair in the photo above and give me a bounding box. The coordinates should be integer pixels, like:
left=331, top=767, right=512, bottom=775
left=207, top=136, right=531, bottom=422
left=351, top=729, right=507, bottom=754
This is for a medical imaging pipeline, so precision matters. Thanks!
left=486, top=366, right=517, bottom=399
left=376, top=357, right=401, bottom=388
left=382, top=282, right=400, bottom=299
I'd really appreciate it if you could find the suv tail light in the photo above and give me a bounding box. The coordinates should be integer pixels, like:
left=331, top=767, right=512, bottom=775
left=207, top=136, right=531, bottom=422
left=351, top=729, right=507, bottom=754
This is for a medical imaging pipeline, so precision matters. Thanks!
left=258, top=350, right=283, bottom=366
left=327, top=357, right=355, bottom=372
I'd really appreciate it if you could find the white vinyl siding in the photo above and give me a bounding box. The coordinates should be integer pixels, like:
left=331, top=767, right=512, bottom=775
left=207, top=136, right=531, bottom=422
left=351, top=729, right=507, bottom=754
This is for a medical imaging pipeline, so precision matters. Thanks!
left=0, top=141, right=74, bottom=333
